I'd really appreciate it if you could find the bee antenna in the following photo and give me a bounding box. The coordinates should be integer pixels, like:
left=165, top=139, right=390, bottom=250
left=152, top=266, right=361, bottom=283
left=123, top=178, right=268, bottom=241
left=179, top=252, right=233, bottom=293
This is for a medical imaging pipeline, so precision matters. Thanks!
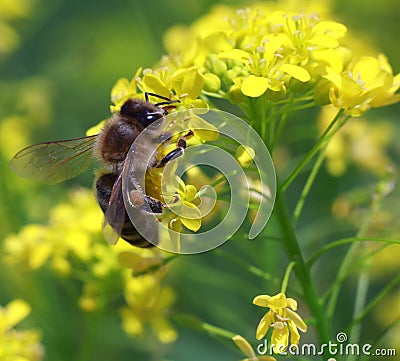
left=154, top=99, right=180, bottom=107
left=145, top=92, right=180, bottom=106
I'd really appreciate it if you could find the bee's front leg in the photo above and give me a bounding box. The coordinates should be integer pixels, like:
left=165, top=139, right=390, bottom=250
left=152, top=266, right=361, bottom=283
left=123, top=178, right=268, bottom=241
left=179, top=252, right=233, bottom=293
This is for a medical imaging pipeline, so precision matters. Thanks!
left=156, top=130, right=194, bottom=167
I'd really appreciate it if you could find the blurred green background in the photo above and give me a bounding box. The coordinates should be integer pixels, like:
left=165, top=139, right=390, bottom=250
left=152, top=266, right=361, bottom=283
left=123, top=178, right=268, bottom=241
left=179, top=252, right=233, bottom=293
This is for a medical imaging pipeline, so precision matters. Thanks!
left=1, top=0, right=399, bottom=360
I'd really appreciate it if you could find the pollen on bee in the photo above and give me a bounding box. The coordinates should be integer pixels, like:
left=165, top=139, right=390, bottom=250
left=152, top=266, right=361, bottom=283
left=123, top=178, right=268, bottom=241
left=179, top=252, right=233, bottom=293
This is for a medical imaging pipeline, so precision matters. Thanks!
left=129, top=190, right=145, bottom=207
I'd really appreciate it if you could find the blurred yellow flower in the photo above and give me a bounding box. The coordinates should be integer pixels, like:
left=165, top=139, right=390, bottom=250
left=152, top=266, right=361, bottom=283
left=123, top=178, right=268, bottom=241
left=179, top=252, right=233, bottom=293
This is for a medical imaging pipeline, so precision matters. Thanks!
left=0, top=0, right=39, bottom=57
left=120, top=272, right=177, bottom=344
left=236, top=145, right=256, bottom=168
left=253, top=292, right=307, bottom=354
left=118, top=247, right=166, bottom=276
left=4, top=188, right=104, bottom=276
left=0, top=299, right=44, bottom=361
left=318, top=106, right=394, bottom=176
left=232, top=335, right=276, bottom=361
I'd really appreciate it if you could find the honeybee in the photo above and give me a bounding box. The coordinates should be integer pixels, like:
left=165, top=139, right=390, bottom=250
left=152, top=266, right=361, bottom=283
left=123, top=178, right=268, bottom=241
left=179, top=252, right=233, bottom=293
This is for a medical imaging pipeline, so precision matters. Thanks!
left=10, top=92, right=191, bottom=248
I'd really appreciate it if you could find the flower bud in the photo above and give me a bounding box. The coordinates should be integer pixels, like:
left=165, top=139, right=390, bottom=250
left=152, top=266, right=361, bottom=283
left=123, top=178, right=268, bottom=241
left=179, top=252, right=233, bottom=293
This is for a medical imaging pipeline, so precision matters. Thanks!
left=203, top=73, right=221, bottom=92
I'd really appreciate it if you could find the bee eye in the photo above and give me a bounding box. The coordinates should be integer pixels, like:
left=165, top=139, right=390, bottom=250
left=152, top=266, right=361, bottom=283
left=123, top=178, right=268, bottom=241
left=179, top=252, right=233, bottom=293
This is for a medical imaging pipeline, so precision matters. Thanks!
left=145, top=111, right=164, bottom=123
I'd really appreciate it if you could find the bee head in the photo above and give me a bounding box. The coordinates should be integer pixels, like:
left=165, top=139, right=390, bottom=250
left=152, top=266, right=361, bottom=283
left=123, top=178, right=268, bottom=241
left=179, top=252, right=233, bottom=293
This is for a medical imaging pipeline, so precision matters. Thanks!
left=120, top=98, right=164, bottom=127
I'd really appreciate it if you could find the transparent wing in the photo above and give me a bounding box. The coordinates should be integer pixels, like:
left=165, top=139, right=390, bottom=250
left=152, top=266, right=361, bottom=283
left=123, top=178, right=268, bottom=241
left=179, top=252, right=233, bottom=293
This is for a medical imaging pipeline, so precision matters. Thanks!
left=9, top=135, right=98, bottom=185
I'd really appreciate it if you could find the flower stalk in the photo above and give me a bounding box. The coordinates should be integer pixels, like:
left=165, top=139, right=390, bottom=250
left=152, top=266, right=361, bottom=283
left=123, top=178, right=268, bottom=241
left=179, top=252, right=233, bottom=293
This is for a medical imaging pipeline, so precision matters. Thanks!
left=274, top=188, right=331, bottom=346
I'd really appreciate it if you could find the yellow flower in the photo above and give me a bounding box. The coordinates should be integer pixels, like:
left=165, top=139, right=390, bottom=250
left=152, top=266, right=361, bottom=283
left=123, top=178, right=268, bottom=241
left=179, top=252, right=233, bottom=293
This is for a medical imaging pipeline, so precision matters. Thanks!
left=0, top=299, right=44, bottom=361
left=232, top=335, right=276, bottom=361
left=118, top=247, right=166, bottom=276
left=109, top=66, right=208, bottom=114
left=155, top=167, right=203, bottom=252
left=324, top=54, right=400, bottom=116
left=236, top=145, right=256, bottom=167
left=0, top=0, right=36, bottom=55
left=120, top=272, right=177, bottom=344
left=253, top=292, right=307, bottom=354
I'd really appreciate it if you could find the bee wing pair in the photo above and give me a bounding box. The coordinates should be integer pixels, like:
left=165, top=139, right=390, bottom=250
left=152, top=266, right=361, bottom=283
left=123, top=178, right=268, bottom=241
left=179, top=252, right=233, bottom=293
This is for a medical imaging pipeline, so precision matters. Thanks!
left=9, top=135, right=97, bottom=185
left=9, top=135, right=138, bottom=244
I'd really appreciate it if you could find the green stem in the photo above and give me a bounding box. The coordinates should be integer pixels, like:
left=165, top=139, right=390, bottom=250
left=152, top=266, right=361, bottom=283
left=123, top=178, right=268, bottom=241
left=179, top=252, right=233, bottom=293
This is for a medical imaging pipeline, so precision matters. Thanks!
left=281, top=109, right=346, bottom=191
left=307, top=236, right=400, bottom=268
left=173, top=314, right=236, bottom=340
left=214, top=249, right=276, bottom=284
left=281, top=261, right=295, bottom=293
left=293, top=145, right=328, bottom=221
left=274, top=189, right=331, bottom=345
left=326, top=191, right=376, bottom=322
left=348, top=271, right=369, bottom=359
left=270, top=93, right=295, bottom=151
left=345, top=272, right=400, bottom=331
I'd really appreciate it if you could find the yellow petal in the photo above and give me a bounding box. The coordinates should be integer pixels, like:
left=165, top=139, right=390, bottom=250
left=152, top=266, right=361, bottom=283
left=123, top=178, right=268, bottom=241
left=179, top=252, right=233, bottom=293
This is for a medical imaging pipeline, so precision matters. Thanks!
left=286, top=297, right=298, bottom=311
left=203, top=32, right=232, bottom=53
left=241, top=75, right=269, bottom=97
left=168, top=218, right=182, bottom=252
left=172, top=68, right=204, bottom=99
left=236, top=145, right=255, bottom=167
left=256, top=311, right=273, bottom=340
left=4, top=299, right=31, bottom=328
left=286, top=308, right=307, bottom=333
left=353, top=57, right=381, bottom=87
left=184, top=185, right=198, bottom=202
left=271, top=325, right=289, bottom=354
left=86, top=120, right=106, bottom=136
left=180, top=202, right=202, bottom=231
left=142, top=74, right=170, bottom=98
left=218, top=49, right=250, bottom=62
left=253, top=293, right=287, bottom=308
left=288, top=319, right=301, bottom=345
left=118, top=252, right=162, bottom=273
left=111, top=78, right=133, bottom=104
left=313, top=21, right=347, bottom=35
left=189, top=114, right=219, bottom=141
left=323, top=67, right=342, bottom=88
left=232, top=335, right=256, bottom=358
left=308, top=34, right=339, bottom=48
left=279, top=64, right=311, bottom=82
left=253, top=294, right=272, bottom=307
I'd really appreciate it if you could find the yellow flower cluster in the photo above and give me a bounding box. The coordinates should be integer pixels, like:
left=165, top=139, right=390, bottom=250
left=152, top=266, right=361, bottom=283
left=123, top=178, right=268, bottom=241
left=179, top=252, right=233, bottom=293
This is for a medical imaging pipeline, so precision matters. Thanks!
left=3, top=188, right=177, bottom=343
left=161, top=2, right=399, bottom=116
left=0, top=299, right=44, bottom=361
left=120, top=270, right=177, bottom=344
left=4, top=188, right=104, bottom=275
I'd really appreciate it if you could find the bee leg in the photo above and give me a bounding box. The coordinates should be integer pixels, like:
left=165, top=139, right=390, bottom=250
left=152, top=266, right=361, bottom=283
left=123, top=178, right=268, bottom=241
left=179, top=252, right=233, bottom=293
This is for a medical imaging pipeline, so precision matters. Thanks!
left=143, top=195, right=163, bottom=213
left=156, top=130, right=194, bottom=167
left=157, top=147, right=185, bottom=167
left=129, top=190, right=163, bottom=214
